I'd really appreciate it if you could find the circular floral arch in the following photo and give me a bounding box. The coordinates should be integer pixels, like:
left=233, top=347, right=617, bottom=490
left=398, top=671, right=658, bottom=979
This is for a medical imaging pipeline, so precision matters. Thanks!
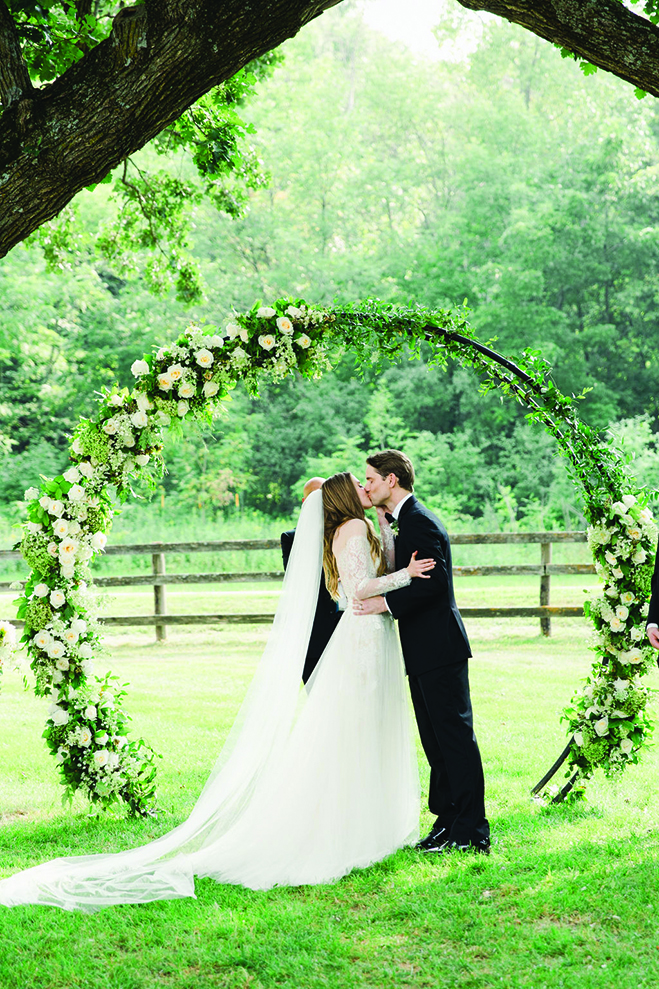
left=2, top=299, right=656, bottom=816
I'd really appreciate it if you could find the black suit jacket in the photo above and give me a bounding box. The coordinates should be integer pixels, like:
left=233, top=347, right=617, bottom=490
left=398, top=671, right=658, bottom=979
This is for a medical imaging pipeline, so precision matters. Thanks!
left=647, top=543, right=659, bottom=627
left=385, top=496, right=471, bottom=677
left=281, top=528, right=342, bottom=683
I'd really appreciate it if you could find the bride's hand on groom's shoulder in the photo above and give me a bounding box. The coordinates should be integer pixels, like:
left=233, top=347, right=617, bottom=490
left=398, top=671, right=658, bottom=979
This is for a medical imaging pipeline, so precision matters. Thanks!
left=407, top=551, right=435, bottom=579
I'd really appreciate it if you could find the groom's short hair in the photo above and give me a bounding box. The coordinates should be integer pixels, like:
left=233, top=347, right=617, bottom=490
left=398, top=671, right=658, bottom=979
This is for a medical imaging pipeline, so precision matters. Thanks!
left=367, top=450, right=415, bottom=491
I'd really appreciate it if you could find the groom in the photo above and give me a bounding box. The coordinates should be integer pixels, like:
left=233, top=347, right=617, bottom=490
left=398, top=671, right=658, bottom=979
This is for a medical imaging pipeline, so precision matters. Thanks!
left=358, top=449, right=490, bottom=854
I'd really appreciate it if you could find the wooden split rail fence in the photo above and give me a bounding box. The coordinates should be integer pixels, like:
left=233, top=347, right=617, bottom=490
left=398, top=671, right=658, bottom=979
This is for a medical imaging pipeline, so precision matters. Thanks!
left=0, top=531, right=593, bottom=639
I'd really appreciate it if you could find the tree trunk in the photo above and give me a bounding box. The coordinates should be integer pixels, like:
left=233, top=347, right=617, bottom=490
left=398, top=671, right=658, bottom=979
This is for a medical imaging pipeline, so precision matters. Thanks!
left=0, top=0, right=342, bottom=258
left=456, top=0, right=659, bottom=96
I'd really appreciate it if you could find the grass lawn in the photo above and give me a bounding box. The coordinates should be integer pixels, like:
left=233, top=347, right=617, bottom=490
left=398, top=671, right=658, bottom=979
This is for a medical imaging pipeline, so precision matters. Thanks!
left=1, top=578, right=659, bottom=988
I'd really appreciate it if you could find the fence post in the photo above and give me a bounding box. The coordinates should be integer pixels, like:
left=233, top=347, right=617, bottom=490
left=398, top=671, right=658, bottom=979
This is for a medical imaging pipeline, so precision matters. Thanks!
left=540, top=540, right=551, bottom=637
left=152, top=552, right=167, bottom=642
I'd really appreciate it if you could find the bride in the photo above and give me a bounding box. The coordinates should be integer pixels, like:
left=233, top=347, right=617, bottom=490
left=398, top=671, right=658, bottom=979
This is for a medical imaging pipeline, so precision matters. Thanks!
left=0, top=472, right=434, bottom=912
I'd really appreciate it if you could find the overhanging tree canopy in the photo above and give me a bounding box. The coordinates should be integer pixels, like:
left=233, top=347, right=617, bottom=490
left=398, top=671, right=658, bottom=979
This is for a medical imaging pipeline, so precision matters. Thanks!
left=2, top=0, right=659, bottom=259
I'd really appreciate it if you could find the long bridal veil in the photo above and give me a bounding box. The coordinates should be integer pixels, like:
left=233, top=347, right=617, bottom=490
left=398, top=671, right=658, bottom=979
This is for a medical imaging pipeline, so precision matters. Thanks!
left=0, top=490, right=326, bottom=912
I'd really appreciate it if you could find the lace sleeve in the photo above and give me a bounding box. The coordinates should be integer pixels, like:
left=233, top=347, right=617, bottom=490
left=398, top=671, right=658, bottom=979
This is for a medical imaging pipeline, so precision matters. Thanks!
left=379, top=520, right=396, bottom=572
left=340, top=535, right=411, bottom=600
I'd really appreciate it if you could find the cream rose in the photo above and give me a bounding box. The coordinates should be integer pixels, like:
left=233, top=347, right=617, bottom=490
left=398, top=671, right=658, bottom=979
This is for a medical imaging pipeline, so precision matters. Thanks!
left=63, top=466, right=80, bottom=484
left=286, top=306, right=303, bottom=318
left=78, top=461, right=94, bottom=480
left=90, top=532, right=107, bottom=552
left=609, top=617, right=623, bottom=632
left=594, top=717, right=609, bottom=737
left=167, top=364, right=184, bottom=382
left=131, top=410, right=149, bottom=429
left=24, top=486, right=40, bottom=500
left=93, top=749, right=109, bottom=768
left=257, top=306, right=276, bottom=318
left=33, top=630, right=52, bottom=650
left=50, top=589, right=66, bottom=608
left=68, top=484, right=85, bottom=502
left=102, top=418, right=119, bottom=436
left=620, top=737, right=633, bottom=754
left=49, top=500, right=65, bottom=517
left=33, top=583, right=49, bottom=598
left=177, top=400, right=190, bottom=417
left=78, top=727, right=92, bottom=747
left=58, top=539, right=78, bottom=562
left=50, top=707, right=69, bottom=727
left=78, top=642, right=93, bottom=660
left=258, top=334, right=276, bottom=351
left=135, top=454, right=150, bottom=466
left=615, top=605, right=629, bottom=621
left=178, top=380, right=196, bottom=399
left=84, top=705, right=97, bottom=720
left=26, top=521, right=42, bottom=534
left=226, top=323, right=241, bottom=339
left=276, top=316, right=294, bottom=334
left=55, top=657, right=70, bottom=671
left=295, top=334, right=311, bottom=349
left=195, top=348, right=214, bottom=368
left=157, top=372, right=173, bottom=391
left=131, top=359, right=150, bottom=377
left=203, top=380, right=220, bottom=398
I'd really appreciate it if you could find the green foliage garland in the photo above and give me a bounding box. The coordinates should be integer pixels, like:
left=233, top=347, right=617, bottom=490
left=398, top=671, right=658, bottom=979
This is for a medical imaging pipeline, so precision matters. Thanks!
left=4, top=297, right=653, bottom=812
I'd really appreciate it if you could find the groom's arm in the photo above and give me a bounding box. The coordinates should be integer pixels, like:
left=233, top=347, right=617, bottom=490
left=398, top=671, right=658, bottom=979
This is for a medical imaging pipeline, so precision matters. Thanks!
left=385, top=516, right=450, bottom=620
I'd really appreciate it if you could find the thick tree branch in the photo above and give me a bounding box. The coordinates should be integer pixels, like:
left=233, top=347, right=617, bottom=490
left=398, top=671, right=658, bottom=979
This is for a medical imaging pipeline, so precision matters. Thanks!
left=456, top=0, right=659, bottom=96
left=0, top=0, right=342, bottom=258
left=0, top=0, right=34, bottom=109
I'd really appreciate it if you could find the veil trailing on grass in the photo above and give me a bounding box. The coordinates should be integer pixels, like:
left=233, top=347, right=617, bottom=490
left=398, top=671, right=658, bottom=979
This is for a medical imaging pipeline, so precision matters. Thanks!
left=0, top=490, right=325, bottom=912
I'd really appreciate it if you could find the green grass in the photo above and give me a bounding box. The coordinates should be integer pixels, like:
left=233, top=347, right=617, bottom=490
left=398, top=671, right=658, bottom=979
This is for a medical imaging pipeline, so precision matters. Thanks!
left=2, top=591, right=659, bottom=988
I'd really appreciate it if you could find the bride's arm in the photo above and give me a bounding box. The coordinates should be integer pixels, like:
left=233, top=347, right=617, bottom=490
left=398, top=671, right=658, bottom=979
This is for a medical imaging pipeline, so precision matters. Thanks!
left=335, top=521, right=433, bottom=600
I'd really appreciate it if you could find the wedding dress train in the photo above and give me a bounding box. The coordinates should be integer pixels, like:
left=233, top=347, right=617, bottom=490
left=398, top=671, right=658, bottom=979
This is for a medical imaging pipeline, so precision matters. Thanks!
left=0, top=492, right=419, bottom=911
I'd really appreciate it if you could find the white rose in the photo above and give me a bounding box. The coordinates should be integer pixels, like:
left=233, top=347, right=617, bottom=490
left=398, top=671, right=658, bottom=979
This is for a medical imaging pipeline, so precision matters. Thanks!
left=206, top=335, right=224, bottom=348
left=51, top=707, right=69, bottom=727
left=63, top=466, right=80, bottom=484
left=574, top=732, right=583, bottom=747
left=640, top=508, right=653, bottom=523
left=258, top=334, right=276, bottom=351
left=157, top=372, right=173, bottom=391
left=52, top=670, right=64, bottom=685
left=605, top=550, right=617, bottom=565
left=177, top=400, right=190, bottom=417
left=195, top=348, right=214, bottom=368
left=620, top=591, right=635, bottom=606
left=167, top=364, right=184, bottom=382
left=47, top=639, right=65, bottom=659
left=78, top=727, right=92, bottom=747
left=39, top=495, right=53, bottom=511
left=131, top=410, right=149, bottom=428
left=33, top=629, right=52, bottom=650
left=155, top=411, right=171, bottom=427
left=123, top=435, right=135, bottom=448
left=239, top=327, right=249, bottom=343
left=71, top=437, right=84, bottom=455
left=55, top=657, right=70, bottom=671
left=93, top=749, right=109, bottom=768
left=632, top=548, right=647, bottom=564
left=71, top=618, right=87, bottom=635
left=286, top=306, right=303, bottom=318
left=102, top=418, right=118, bottom=436
left=609, top=617, right=623, bottom=632
left=53, top=518, right=69, bottom=538
left=620, top=737, right=633, bottom=754
left=612, top=501, right=627, bottom=516
left=627, top=648, right=643, bottom=665
left=90, top=532, right=107, bottom=552
left=24, top=487, right=40, bottom=500
left=77, top=544, right=94, bottom=562
left=58, top=539, right=78, bottom=562
left=81, top=659, right=95, bottom=676
left=67, top=484, right=85, bottom=502
left=612, top=568, right=624, bottom=579
left=78, top=461, right=94, bottom=480
left=627, top=527, right=642, bottom=541
left=107, top=751, right=120, bottom=770
left=257, top=306, right=276, bottom=318
left=63, top=629, right=79, bottom=645
left=615, top=605, right=629, bottom=621
left=178, top=380, right=196, bottom=399
left=295, top=334, right=311, bottom=349
left=95, top=732, right=109, bottom=745
left=49, top=500, right=65, bottom=517
left=49, top=589, right=66, bottom=608
left=47, top=541, right=58, bottom=558
left=78, top=642, right=93, bottom=659
left=84, top=705, right=97, bottom=720
left=226, top=322, right=241, bottom=339
left=276, top=316, right=294, bottom=335
left=26, top=521, right=42, bottom=534
left=622, top=494, right=637, bottom=508
left=202, top=380, right=220, bottom=398
left=68, top=520, right=81, bottom=536
left=594, top=717, right=609, bottom=737
left=33, top=583, right=49, bottom=598
left=135, top=393, right=153, bottom=412
left=631, top=626, right=644, bottom=642
left=135, top=454, right=150, bottom=466
left=131, top=359, right=150, bottom=377
left=107, top=394, right=124, bottom=407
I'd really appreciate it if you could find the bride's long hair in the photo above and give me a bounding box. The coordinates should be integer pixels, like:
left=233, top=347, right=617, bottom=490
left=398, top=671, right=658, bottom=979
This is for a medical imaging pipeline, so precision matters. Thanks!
left=321, top=472, right=386, bottom=600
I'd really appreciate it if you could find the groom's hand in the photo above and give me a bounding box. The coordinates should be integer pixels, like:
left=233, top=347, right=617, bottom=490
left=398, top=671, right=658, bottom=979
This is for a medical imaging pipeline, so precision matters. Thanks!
left=354, top=596, right=388, bottom=615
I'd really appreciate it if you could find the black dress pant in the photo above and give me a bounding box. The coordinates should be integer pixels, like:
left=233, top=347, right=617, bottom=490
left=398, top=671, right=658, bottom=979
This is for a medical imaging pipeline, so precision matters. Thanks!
left=408, top=659, right=489, bottom=845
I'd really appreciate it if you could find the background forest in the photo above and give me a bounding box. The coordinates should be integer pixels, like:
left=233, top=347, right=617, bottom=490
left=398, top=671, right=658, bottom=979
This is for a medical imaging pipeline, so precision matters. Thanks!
left=3, top=2, right=659, bottom=543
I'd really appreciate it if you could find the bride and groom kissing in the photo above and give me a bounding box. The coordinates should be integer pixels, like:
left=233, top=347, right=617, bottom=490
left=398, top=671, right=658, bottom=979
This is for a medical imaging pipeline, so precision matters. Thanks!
left=283, top=449, right=490, bottom=858
left=0, top=450, right=488, bottom=913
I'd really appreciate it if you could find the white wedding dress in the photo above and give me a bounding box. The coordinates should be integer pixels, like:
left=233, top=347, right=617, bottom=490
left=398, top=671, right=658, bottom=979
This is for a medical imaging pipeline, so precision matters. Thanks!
left=0, top=491, right=419, bottom=912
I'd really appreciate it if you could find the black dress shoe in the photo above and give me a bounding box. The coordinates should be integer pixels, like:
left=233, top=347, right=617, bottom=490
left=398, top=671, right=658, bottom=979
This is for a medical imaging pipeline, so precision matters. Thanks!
left=421, top=836, right=491, bottom=856
left=415, top=826, right=448, bottom=851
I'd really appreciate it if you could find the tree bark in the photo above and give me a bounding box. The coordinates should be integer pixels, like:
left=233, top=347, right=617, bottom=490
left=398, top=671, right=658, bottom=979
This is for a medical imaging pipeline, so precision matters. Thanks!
left=0, top=0, right=342, bottom=258
left=456, top=0, right=659, bottom=96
